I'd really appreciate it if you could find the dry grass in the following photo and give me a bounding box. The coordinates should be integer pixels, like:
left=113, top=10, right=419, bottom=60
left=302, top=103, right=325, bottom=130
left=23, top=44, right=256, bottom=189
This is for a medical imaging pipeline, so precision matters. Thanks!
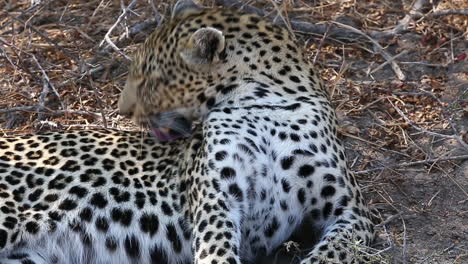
left=1, top=0, right=467, bottom=263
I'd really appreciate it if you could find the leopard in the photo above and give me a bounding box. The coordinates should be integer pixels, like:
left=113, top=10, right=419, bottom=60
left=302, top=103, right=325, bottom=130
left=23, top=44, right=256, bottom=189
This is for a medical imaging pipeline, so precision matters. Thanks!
left=0, top=1, right=375, bottom=263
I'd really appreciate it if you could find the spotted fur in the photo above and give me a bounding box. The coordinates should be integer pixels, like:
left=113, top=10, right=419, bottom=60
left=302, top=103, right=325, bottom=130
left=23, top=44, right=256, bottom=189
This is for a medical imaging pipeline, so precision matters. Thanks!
left=0, top=1, right=374, bottom=264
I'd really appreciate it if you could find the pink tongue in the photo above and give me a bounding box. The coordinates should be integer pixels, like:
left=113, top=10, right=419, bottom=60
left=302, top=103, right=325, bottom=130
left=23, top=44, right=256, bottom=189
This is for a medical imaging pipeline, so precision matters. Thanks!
left=151, top=127, right=184, bottom=142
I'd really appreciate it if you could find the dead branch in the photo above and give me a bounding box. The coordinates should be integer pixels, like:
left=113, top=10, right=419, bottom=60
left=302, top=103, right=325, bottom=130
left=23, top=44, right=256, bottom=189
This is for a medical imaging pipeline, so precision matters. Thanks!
left=389, top=100, right=468, bottom=151
left=376, top=212, right=404, bottom=227
left=6, top=13, right=81, bottom=63
left=312, top=24, right=331, bottom=65
left=84, top=1, right=163, bottom=74
left=0, top=44, right=18, bottom=71
left=87, top=18, right=159, bottom=66
left=54, top=110, right=102, bottom=118
left=268, top=0, right=295, bottom=38
left=31, top=55, right=64, bottom=109
left=0, top=106, right=101, bottom=119
left=401, top=216, right=408, bottom=264
left=123, top=18, right=161, bottom=38
left=216, top=0, right=466, bottom=42
left=0, top=0, right=52, bottom=32
left=355, top=154, right=468, bottom=175
left=2, top=38, right=67, bottom=118
left=417, top=9, right=468, bottom=19
left=87, top=75, right=108, bottom=129
left=99, top=0, right=141, bottom=60
left=37, top=74, right=50, bottom=121
left=399, top=61, right=449, bottom=68
left=215, top=0, right=264, bottom=16
left=34, top=121, right=123, bottom=130
left=370, top=50, right=409, bottom=76
left=214, top=0, right=364, bottom=40
left=332, top=21, right=406, bottom=80
left=378, top=1, right=468, bottom=38
left=147, top=0, right=164, bottom=27
left=0, top=37, right=53, bottom=83
left=371, top=0, right=428, bottom=39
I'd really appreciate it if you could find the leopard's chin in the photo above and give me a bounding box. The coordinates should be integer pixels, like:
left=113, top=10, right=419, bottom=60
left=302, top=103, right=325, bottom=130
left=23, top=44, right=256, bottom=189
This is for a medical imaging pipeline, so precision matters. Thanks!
left=148, top=112, right=193, bottom=142
left=150, top=127, right=189, bottom=142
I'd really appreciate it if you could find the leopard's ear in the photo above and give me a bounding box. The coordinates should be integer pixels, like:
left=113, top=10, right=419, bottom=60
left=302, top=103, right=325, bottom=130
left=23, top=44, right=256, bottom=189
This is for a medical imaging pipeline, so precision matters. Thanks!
left=180, top=27, right=225, bottom=67
left=172, top=0, right=201, bottom=19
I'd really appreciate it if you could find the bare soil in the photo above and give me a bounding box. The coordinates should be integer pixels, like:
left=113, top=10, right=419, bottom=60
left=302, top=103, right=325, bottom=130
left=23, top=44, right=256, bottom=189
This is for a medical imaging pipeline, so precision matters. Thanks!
left=1, top=1, right=467, bottom=263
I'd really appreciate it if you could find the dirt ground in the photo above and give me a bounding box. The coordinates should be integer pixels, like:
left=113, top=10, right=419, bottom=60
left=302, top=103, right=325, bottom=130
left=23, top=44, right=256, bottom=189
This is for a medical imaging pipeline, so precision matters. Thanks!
left=1, top=0, right=467, bottom=263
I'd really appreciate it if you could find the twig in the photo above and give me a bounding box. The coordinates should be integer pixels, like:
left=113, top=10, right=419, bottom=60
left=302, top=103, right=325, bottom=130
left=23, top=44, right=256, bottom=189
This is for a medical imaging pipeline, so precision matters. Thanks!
left=371, top=0, right=428, bottom=39
left=35, top=121, right=124, bottom=130
left=31, top=55, right=64, bottom=110
left=312, top=24, right=331, bottom=66
left=268, top=0, right=295, bottom=38
left=427, top=190, right=441, bottom=207
left=99, top=0, right=140, bottom=60
left=6, top=14, right=81, bottom=63
left=365, top=3, right=467, bottom=38
left=390, top=100, right=468, bottom=151
left=215, top=0, right=264, bottom=16
left=37, top=73, right=50, bottom=121
left=428, top=31, right=467, bottom=55
left=147, top=0, right=164, bottom=26
left=214, top=0, right=462, bottom=42
left=332, top=21, right=406, bottom=80
left=1, top=36, right=80, bottom=88
left=401, top=216, right=408, bottom=264
left=370, top=50, right=409, bottom=75
left=88, top=0, right=109, bottom=27
left=84, top=17, right=159, bottom=73
left=54, top=110, right=102, bottom=118
left=390, top=84, right=467, bottom=151
left=0, top=38, right=42, bottom=82
left=215, top=0, right=365, bottom=40
left=418, top=9, right=468, bottom=19
left=0, top=0, right=52, bottom=32
left=414, top=87, right=468, bottom=153
left=376, top=212, right=403, bottom=227
left=127, top=18, right=159, bottom=35
left=0, top=106, right=101, bottom=118
left=354, top=154, right=468, bottom=174
left=399, top=61, right=449, bottom=68
left=84, top=3, right=161, bottom=74
left=445, top=170, right=468, bottom=198
left=59, top=0, right=72, bottom=22
left=345, top=96, right=392, bottom=114
left=0, top=44, right=18, bottom=71
left=87, top=75, right=108, bottom=129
